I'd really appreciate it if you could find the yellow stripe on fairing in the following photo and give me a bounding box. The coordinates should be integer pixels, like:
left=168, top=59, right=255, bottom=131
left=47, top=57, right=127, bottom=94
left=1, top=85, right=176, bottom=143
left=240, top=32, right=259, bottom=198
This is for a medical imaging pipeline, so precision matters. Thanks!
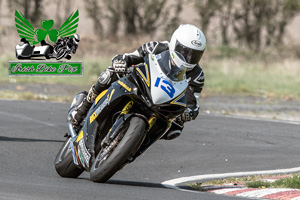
left=95, top=89, right=108, bottom=105
left=136, top=64, right=150, bottom=87
left=118, top=80, right=132, bottom=92
left=89, top=110, right=97, bottom=124
left=76, top=130, right=83, bottom=142
left=170, top=91, right=186, bottom=107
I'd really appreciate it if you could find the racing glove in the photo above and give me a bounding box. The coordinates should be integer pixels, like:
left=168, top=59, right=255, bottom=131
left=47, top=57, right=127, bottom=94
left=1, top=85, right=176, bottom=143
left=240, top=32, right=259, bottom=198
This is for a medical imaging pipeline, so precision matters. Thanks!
left=112, top=55, right=127, bottom=73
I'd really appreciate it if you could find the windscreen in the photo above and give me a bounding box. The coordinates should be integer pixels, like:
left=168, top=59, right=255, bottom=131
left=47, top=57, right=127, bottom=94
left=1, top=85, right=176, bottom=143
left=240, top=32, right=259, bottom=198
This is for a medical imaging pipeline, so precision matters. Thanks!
left=156, top=51, right=187, bottom=82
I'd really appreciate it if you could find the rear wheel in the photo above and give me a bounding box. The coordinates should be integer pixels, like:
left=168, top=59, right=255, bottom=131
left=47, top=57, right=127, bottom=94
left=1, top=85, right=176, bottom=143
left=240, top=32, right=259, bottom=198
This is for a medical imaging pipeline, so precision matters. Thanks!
left=54, top=137, right=83, bottom=178
left=90, top=116, right=146, bottom=183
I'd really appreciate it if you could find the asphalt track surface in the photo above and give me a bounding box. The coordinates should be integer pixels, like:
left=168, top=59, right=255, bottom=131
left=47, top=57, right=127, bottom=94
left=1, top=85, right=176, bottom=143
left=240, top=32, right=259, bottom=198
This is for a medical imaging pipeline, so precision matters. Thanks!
left=0, top=99, right=299, bottom=200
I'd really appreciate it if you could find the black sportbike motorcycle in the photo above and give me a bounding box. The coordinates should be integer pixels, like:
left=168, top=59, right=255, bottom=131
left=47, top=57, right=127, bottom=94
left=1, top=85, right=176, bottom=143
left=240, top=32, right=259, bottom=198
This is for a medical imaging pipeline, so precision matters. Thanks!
left=54, top=50, right=189, bottom=182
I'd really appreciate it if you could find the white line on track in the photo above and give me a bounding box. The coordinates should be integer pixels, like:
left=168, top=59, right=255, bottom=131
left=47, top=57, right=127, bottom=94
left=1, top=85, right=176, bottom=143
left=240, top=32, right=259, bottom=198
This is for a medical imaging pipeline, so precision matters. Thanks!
left=162, top=167, right=300, bottom=191
left=0, top=111, right=55, bottom=127
left=161, top=113, right=300, bottom=197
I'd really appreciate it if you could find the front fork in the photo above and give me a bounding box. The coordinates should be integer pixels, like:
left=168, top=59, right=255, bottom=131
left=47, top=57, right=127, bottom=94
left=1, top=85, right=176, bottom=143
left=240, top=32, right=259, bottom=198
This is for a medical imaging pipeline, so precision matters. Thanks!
left=158, top=118, right=174, bottom=140
left=101, top=100, right=157, bottom=147
left=120, top=100, right=179, bottom=138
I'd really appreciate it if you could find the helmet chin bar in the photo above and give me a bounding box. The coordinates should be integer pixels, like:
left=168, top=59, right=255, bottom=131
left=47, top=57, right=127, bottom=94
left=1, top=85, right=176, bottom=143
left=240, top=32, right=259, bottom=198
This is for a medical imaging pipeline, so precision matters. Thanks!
left=186, top=63, right=196, bottom=71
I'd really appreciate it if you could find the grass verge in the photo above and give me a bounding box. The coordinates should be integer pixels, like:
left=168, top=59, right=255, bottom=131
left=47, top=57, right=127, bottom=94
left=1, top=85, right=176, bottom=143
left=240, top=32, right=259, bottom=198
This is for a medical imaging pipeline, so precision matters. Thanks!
left=246, top=174, right=300, bottom=189
left=0, top=90, right=71, bottom=102
left=189, top=173, right=300, bottom=191
left=203, top=58, right=300, bottom=100
left=1, top=53, right=300, bottom=101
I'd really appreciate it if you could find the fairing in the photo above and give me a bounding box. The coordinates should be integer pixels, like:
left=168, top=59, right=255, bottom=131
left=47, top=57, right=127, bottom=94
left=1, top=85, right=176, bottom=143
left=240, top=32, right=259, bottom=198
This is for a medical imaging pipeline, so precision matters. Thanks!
left=147, top=52, right=188, bottom=105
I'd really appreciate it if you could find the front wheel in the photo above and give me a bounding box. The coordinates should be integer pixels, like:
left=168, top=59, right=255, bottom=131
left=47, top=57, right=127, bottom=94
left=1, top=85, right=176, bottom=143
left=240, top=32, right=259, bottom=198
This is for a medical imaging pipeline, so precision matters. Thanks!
left=56, top=49, right=67, bottom=60
left=90, top=116, right=146, bottom=183
left=54, top=137, right=83, bottom=178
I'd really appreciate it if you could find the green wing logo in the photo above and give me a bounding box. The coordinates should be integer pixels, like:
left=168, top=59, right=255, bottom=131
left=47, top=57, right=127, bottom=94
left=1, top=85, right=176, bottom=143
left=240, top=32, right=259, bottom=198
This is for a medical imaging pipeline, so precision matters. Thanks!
left=15, top=10, right=38, bottom=44
left=15, top=10, right=79, bottom=45
left=57, top=10, right=79, bottom=38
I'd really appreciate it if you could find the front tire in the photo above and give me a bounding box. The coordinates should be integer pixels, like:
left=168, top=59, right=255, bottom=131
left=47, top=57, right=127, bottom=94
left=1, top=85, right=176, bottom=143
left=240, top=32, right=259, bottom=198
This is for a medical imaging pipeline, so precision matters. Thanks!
left=54, top=137, right=83, bottom=178
left=56, top=49, right=67, bottom=60
left=90, top=116, right=146, bottom=183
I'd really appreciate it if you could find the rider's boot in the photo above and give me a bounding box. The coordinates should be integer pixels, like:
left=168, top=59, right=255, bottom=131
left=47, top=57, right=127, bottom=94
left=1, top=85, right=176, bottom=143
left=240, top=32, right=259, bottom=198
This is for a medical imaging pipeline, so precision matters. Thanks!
left=70, top=67, right=114, bottom=126
left=65, top=54, right=72, bottom=60
left=70, top=85, right=99, bottom=126
left=161, top=120, right=183, bottom=140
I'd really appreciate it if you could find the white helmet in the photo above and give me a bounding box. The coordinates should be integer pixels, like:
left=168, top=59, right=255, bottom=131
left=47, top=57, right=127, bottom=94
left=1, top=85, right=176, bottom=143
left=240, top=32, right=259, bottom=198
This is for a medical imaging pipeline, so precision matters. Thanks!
left=169, top=24, right=206, bottom=70
left=73, top=33, right=80, bottom=44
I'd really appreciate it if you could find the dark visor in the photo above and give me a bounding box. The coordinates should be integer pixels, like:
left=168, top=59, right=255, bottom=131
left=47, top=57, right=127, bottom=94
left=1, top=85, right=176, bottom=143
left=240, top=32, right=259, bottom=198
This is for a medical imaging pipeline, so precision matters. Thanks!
left=174, top=40, right=204, bottom=65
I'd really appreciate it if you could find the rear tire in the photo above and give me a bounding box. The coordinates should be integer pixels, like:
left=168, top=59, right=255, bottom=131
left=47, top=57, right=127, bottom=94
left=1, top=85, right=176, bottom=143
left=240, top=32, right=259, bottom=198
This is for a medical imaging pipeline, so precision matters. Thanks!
left=54, top=138, right=83, bottom=178
left=90, top=116, right=146, bottom=183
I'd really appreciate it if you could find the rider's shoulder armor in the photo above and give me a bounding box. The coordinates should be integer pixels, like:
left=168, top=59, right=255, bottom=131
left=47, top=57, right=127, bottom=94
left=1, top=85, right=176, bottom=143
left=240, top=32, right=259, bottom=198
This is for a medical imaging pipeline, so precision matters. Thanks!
left=125, top=41, right=169, bottom=66
left=138, top=41, right=169, bottom=57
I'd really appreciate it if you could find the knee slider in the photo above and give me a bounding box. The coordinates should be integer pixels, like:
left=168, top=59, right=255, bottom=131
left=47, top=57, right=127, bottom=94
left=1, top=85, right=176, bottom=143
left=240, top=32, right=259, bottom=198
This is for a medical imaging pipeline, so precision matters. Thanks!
left=98, top=69, right=112, bottom=86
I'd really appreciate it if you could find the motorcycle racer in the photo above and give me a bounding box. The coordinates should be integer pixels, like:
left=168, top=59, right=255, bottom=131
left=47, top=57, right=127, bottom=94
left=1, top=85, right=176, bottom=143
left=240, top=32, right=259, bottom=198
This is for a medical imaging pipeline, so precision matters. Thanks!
left=54, top=33, right=80, bottom=60
left=71, top=24, right=206, bottom=140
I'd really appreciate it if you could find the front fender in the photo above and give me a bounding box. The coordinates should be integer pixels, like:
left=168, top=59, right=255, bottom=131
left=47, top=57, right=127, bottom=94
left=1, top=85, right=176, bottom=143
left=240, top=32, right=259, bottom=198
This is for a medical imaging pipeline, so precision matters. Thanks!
left=108, top=113, right=149, bottom=140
